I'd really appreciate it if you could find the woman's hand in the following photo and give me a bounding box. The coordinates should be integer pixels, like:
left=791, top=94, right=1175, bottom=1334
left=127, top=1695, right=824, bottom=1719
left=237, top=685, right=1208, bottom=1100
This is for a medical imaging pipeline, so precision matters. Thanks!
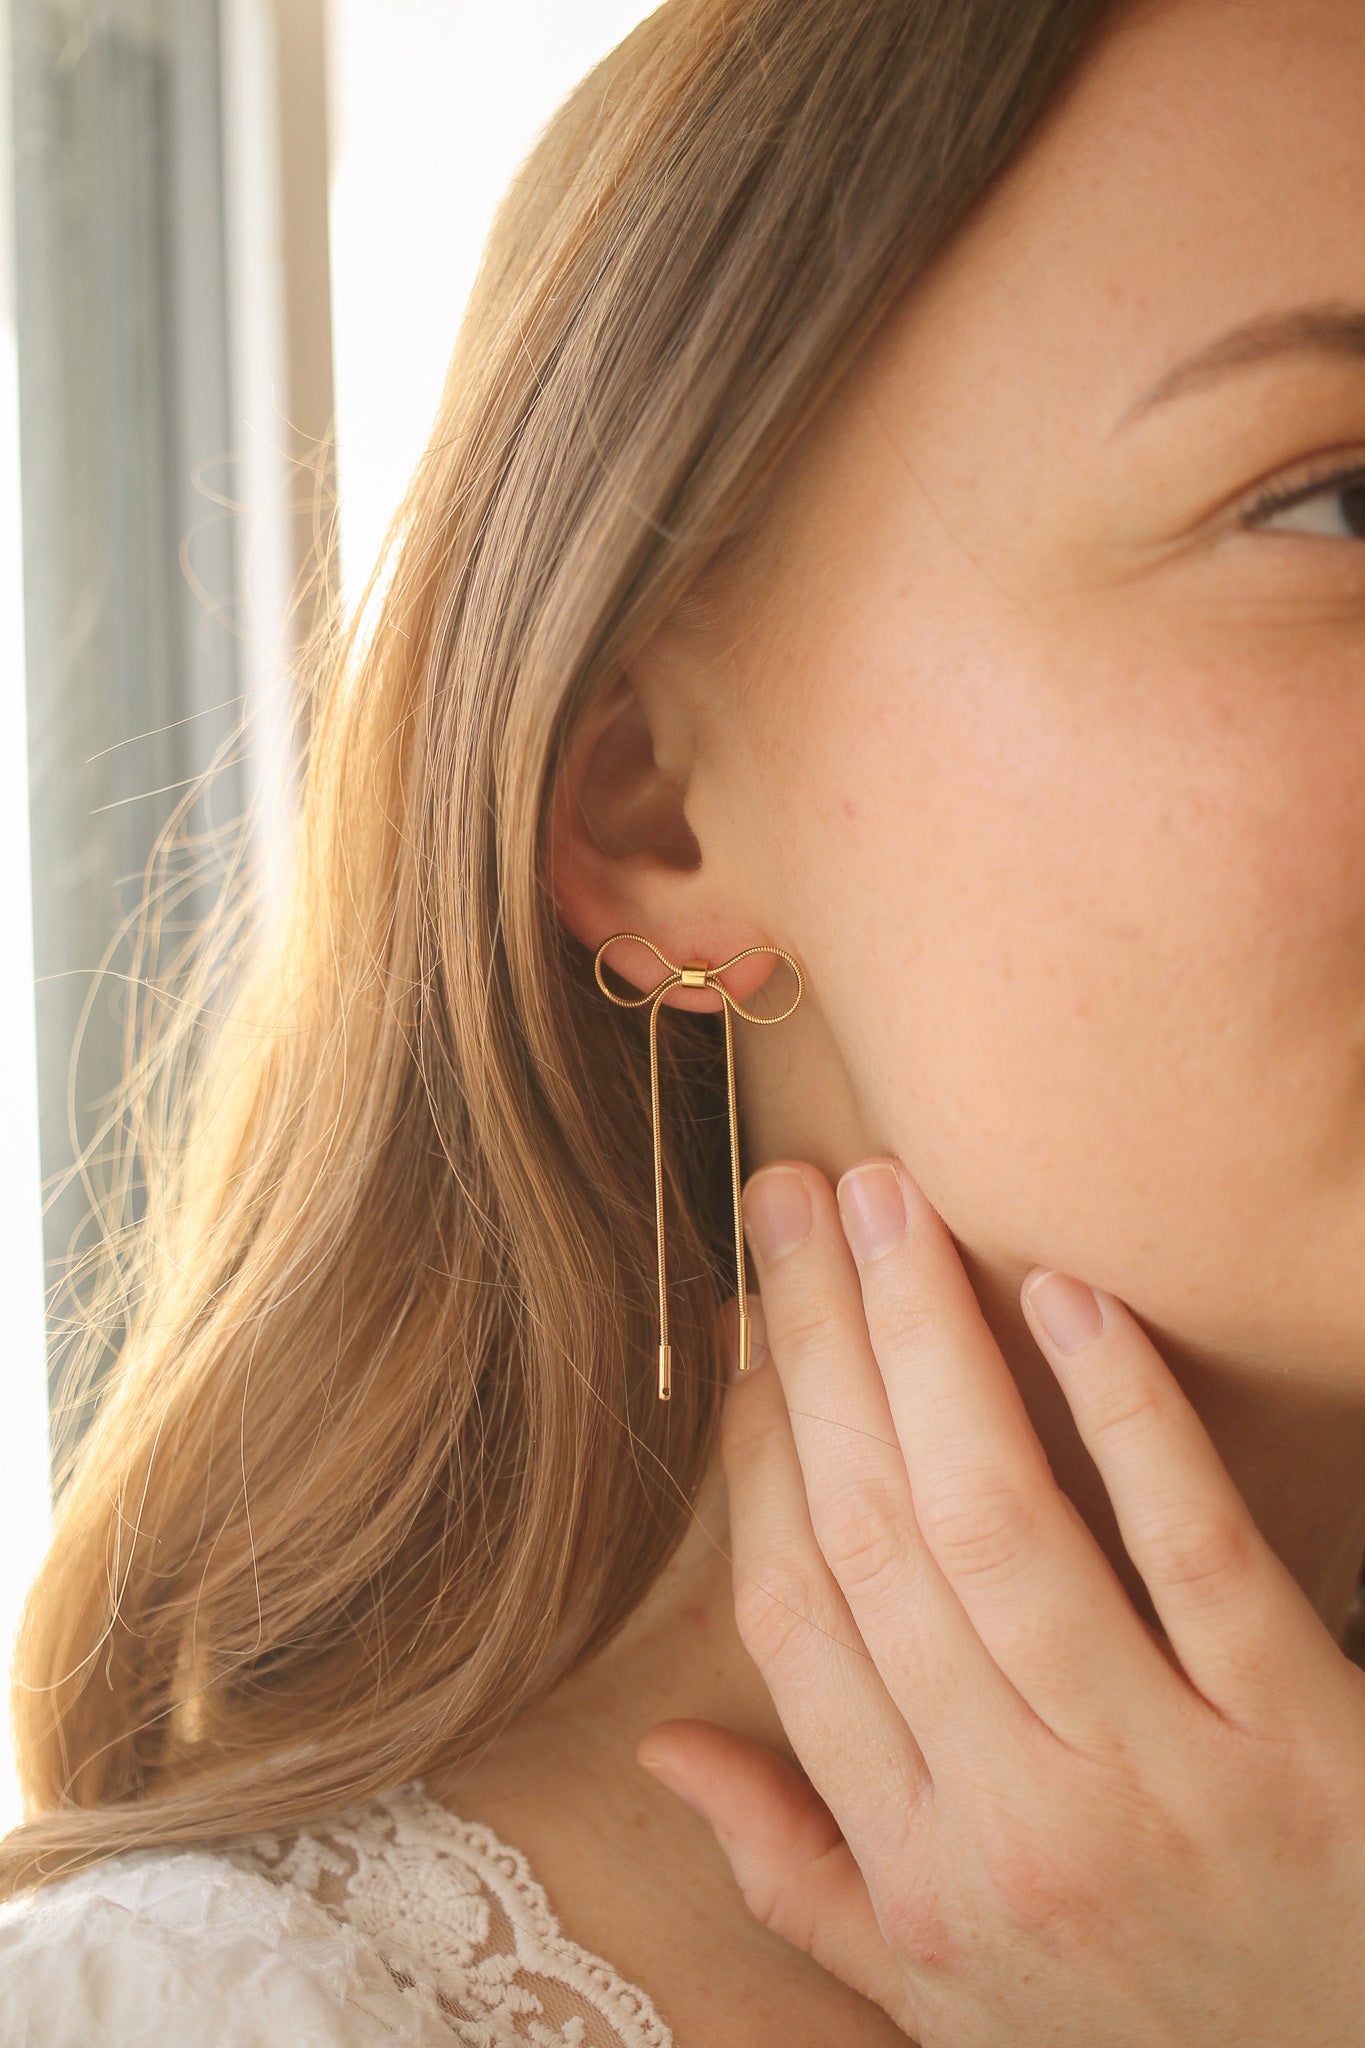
left=635, top=1155, right=1365, bottom=2047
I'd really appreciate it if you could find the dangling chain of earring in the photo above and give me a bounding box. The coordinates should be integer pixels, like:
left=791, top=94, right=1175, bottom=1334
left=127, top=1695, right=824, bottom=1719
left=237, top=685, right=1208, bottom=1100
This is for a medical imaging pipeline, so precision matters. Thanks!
left=593, top=933, right=804, bottom=1400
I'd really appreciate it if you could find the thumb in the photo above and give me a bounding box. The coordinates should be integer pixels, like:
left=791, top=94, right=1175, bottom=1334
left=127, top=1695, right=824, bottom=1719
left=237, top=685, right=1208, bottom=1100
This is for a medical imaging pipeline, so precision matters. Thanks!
left=636, top=1717, right=908, bottom=2017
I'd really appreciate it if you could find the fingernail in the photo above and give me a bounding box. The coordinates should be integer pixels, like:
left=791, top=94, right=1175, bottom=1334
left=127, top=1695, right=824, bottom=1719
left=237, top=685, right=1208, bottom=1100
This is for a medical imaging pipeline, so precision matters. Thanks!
left=836, top=1160, right=906, bottom=1261
left=1026, top=1270, right=1104, bottom=1352
left=636, top=1750, right=707, bottom=1819
left=742, top=1166, right=811, bottom=1263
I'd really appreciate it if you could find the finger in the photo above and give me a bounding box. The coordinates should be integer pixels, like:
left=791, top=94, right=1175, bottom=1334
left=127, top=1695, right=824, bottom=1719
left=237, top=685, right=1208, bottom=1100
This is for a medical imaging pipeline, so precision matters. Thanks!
left=738, top=1168, right=1038, bottom=1779
left=635, top=1716, right=918, bottom=2024
left=832, top=1155, right=1183, bottom=1752
left=1021, top=1265, right=1354, bottom=1728
left=717, top=1297, right=933, bottom=1848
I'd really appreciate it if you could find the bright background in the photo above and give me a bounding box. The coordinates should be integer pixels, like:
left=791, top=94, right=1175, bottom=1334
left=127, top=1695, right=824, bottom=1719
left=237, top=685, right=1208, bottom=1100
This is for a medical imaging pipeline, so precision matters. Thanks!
left=0, top=0, right=654, bottom=1837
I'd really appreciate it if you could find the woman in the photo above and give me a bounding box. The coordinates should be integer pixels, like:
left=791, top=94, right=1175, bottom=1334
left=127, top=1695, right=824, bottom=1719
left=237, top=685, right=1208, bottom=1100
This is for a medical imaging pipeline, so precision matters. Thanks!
left=3, top=0, right=1365, bottom=2039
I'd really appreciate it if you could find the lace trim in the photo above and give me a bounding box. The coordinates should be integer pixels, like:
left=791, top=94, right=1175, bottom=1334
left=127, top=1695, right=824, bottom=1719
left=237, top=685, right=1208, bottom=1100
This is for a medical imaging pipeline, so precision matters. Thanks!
left=224, top=1781, right=674, bottom=2048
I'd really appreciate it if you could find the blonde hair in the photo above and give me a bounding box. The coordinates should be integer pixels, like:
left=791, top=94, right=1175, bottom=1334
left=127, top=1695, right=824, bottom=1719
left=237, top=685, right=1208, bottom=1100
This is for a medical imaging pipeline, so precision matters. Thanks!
left=2, top=0, right=1120, bottom=1895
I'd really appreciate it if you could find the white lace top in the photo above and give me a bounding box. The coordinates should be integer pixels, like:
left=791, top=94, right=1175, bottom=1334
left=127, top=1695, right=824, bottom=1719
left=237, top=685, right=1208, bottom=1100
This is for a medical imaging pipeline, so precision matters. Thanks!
left=0, top=1781, right=676, bottom=2046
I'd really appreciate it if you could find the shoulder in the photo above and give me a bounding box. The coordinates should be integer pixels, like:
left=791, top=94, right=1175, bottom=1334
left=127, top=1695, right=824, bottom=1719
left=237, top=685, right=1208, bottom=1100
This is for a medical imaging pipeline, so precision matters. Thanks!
left=0, top=1841, right=458, bottom=2047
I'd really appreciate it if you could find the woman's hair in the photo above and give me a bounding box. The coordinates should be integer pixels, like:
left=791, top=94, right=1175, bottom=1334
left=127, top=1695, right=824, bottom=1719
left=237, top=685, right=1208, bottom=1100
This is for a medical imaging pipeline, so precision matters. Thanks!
left=2, top=0, right=1123, bottom=1895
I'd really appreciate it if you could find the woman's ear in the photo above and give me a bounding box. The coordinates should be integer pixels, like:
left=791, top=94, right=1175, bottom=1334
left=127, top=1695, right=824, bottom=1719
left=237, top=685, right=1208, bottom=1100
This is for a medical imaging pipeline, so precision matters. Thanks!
left=545, top=662, right=774, bottom=1018
left=560, top=670, right=702, bottom=869
left=546, top=668, right=706, bottom=1013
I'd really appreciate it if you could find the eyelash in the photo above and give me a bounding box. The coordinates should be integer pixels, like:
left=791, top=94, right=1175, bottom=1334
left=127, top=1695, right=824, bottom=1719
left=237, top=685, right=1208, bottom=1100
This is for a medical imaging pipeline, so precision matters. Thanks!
left=1239, top=454, right=1365, bottom=532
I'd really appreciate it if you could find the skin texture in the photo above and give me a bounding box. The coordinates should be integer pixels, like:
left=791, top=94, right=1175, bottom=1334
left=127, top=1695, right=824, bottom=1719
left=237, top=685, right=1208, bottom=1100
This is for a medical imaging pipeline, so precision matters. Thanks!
left=425, top=1, right=1365, bottom=2041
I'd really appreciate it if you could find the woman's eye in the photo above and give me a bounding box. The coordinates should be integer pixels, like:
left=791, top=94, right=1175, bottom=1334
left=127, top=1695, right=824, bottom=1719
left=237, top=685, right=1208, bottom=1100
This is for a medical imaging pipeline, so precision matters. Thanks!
left=1242, top=462, right=1365, bottom=539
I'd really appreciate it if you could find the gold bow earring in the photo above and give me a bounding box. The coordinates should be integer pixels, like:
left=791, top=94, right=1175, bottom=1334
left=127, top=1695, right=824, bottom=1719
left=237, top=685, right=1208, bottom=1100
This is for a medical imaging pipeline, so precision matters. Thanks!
left=593, top=933, right=805, bottom=1401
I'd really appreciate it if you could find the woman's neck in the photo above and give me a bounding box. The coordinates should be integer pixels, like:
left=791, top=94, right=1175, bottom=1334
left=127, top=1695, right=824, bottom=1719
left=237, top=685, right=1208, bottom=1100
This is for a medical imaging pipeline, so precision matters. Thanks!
left=481, top=1252, right=1365, bottom=1770
left=423, top=1266, right=1365, bottom=2044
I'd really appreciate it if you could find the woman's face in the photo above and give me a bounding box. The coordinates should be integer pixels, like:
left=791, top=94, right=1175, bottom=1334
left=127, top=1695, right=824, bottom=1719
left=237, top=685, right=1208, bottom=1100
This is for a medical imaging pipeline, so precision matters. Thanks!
left=633, top=0, right=1365, bottom=1392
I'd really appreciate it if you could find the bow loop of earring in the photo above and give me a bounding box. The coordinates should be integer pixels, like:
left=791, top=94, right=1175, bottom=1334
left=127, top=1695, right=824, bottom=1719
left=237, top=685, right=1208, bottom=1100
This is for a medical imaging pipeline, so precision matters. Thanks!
left=594, top=931, right=805, bottom=1400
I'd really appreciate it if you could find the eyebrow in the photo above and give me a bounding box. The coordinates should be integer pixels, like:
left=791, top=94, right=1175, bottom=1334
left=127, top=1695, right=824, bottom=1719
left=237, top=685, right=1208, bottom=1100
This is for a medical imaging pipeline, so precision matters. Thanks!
left=1113, top=302, right=1365, bottom=433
